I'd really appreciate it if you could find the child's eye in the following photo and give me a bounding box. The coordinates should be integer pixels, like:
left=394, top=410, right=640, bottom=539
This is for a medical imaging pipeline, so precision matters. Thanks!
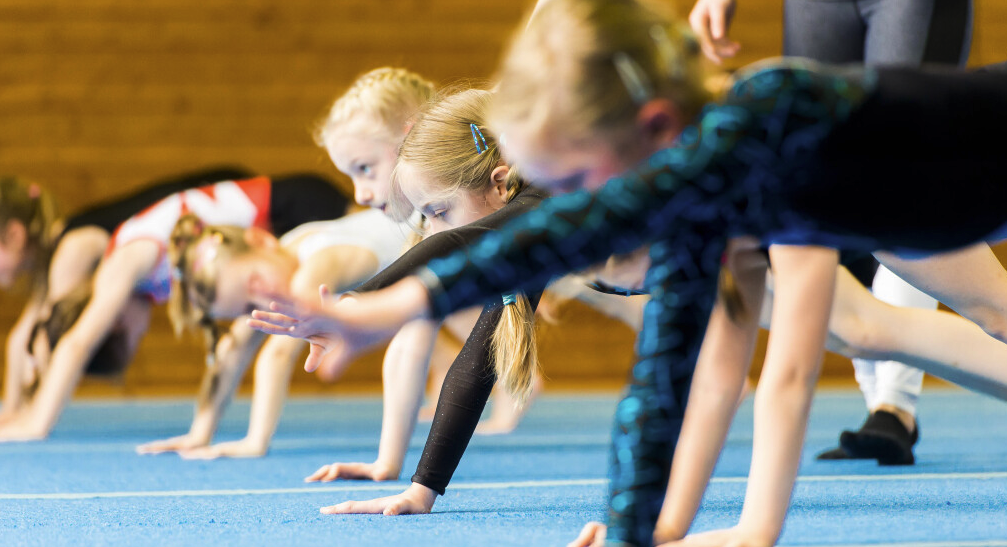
left=359, top=165, right=372, bottom=176
left=430, top=209, right=447, bottom=220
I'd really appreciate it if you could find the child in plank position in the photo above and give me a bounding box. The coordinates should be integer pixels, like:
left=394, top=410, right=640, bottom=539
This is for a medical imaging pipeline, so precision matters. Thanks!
left=0, top=175, right=348, bottom=441
left=249, top=1, right=1007, bottom=545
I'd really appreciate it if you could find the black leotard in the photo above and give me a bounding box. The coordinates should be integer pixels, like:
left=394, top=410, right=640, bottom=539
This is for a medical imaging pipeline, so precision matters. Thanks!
left=355, top=186, right=548, bottom=494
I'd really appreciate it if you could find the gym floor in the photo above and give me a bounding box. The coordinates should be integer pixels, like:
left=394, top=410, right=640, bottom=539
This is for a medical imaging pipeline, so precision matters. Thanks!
left=3, top=389, right=1006, bottom=546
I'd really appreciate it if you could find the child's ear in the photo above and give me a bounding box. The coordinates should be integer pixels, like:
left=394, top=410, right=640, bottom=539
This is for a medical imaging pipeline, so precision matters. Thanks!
left=489, top=165, right=511, bottom=204
left=244, top=226, right=279, bottom=249
left=636, top=98, right=685, bottom=148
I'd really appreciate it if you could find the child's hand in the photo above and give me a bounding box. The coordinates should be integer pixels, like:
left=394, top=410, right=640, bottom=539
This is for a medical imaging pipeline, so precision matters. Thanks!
left=136, top=433, right=209, bottom=455
left=305, top=460, right=399, bottom=482
left=320, top=482, right=436, bottom=515
left=0, top=413, right=46, bottom=442
left=178, top=438, right=267, bottom=460
left=249, top=278, right=431, bottom=375
left=658, top=526, right=773, bottom=547
left=567, top=521, right=607, bottom=547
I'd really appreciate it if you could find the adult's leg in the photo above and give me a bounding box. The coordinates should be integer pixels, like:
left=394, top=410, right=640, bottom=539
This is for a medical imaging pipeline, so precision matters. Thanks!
left=860, top=0, right=971, bottom=66
left=783, top=0, right=864, bottom=61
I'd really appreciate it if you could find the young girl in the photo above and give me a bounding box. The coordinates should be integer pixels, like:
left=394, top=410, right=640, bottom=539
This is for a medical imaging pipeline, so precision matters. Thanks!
left=690, top=0, right=973, bottom=467
left=132, top=208, right=408, bottom=458
left=0, top=174, right=348, bottom=441
left=1, top=166, right=253, bottom=421
left=301, top=87, right=550, bottom=502
left=249, top=1, right=1007, bottom=545
left=301, top=85, right=646, bottom=499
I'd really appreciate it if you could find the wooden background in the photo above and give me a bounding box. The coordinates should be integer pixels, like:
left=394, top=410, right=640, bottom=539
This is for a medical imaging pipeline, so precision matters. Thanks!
left=0, top=0, right=1004, bottom=396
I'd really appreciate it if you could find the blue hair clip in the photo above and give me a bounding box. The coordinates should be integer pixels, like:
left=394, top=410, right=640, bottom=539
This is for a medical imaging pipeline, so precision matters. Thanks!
left=501, top=292, right=518, bottom=306
left=470, top=123, right=489, bottom=154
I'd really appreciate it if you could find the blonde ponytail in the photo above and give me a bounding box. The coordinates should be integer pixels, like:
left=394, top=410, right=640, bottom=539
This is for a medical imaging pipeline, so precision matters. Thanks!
left=168, top=214, right=251, bottom=365
left=491, top=294, right=540, bottom=407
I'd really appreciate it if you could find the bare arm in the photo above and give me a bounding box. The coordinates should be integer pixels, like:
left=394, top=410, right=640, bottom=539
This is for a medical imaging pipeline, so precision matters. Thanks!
left=655, top=249, right=766, bottom=542
left=0, top=240, right=159, bottom=440
left=137, top=319, right=266, bottom=454
left=2, top=293, right=44, bottom=419
left=46, top=227, right=109, bottom=302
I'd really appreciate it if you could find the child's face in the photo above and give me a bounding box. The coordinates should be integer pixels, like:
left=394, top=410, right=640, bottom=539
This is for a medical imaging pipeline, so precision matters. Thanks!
left=205, top=250, right=291, bottom=320
left=323, top=116, right=401, bottom=213
left=398, top=163, right=507, bottom=235
left=0, top=220, right=28, bottom=287
left=504, top=131, right=645, bottom=196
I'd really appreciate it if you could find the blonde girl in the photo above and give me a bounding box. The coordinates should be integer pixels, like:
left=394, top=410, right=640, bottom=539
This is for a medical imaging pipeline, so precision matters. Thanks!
left=134, top=208, right=407, bottom=458
left=249, top=1, right=1007, bottom=546
left=0, top=175, right=347, bottom=441
left=296, top=87, right=551, bottom=509
left=1, top=167, right=252, bottom=422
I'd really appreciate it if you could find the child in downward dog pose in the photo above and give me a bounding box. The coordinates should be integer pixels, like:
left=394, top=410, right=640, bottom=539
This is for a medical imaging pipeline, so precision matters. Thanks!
left=0, top=175, right=348, bottom=441
left=133, top=208, right=407, bottom=458
left=249, top=0, right=1007, bottom=545
left=0, top=167, right=253, bottom=421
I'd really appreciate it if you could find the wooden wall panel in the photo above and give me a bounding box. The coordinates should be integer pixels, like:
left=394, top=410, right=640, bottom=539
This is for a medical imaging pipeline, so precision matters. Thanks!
left=2, top=0, right=1005, bottom=397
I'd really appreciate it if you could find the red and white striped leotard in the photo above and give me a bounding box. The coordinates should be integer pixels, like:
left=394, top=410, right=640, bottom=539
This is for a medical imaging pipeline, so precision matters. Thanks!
left=106, top=177, right=272, bottom=304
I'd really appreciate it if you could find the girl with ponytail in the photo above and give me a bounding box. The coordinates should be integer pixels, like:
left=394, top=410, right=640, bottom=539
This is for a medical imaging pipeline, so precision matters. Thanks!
left=0, top=174, right=349, bottom=441
left=135, top=207, right=408, bottom=458
left=1, top=167, right=252, bottom=422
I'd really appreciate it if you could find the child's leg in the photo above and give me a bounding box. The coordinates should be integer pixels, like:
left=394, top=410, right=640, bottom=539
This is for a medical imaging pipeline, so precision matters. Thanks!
left=876, top=244, right=1007, bottom=345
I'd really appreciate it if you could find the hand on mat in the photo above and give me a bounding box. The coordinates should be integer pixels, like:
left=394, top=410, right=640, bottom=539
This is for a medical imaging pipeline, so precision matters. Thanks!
left=320, top=483, right=437, bottom=516
left=0, top=413, right=46, bottom=442
left=136, top=433, right=209, bottom=455
left=688, top=0, right=740, bottom=64
left=305, top=460, right=399, bottom=483
left=567, top=521, right=607, bottom=547
left=658, top=526, right=772, bottom=547
left=249, top=278, right=431, bottom=374
left=178, top=438, right=267, bottom=460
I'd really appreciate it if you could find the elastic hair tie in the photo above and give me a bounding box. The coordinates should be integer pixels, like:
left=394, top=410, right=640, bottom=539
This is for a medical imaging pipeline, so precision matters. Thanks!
left=501, top=292, right=518, bottom=306
left=470, top=123, right=489, bottom=154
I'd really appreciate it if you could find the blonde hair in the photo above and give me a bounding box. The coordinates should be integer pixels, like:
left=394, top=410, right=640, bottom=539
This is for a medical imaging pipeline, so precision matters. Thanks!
left=488, top=0, right=711, bottom=152
left=167, top=214, right=253, bottom=364
left=0, top=176, right=59, bottom=291
left=391, top=88, right=540, bottom=405
left=315, top=67, right=437, bottom=146
left=489, top=0, right=749, bottom=320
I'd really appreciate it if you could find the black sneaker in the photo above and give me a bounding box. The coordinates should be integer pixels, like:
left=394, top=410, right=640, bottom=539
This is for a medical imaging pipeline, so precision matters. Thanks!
left=839, top=410, right=919, bottom=466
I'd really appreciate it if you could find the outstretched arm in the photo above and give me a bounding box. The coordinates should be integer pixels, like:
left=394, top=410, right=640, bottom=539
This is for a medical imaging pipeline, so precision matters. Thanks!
left=0, top=240, right=160, bottom=440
